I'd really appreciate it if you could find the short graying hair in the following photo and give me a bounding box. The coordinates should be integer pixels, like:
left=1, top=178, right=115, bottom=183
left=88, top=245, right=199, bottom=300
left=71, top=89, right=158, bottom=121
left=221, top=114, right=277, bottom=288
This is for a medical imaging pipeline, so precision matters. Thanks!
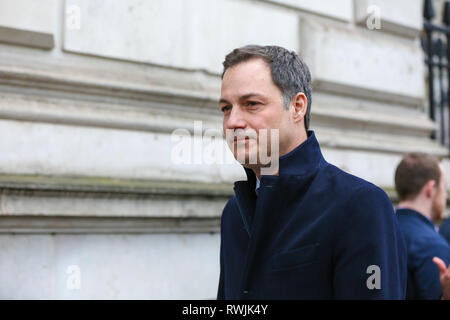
left=222, top=45, right=312, bottom=130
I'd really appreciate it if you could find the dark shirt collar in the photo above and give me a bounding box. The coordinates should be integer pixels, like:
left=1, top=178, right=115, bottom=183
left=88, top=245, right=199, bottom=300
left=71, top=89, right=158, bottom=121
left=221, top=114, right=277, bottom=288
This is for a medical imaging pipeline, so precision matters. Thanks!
left=396, top=207, right=436, bottom=231
left=242, top=130, right=325, bottom=188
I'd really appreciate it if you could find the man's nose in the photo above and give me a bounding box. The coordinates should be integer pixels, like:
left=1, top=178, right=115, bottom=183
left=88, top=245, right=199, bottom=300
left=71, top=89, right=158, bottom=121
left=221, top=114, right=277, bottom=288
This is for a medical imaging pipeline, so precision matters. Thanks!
left=225, top=106, right=247, bottom=129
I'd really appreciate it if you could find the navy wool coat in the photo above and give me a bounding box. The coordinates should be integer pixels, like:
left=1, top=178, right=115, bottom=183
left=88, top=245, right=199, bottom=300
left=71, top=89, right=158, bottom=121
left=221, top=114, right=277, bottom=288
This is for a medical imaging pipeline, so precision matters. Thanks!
left=217, top=131, right=407, bottom=299
left=439, top=217, right=450, bottom=245
left=397, top=208, right=450, bottom=299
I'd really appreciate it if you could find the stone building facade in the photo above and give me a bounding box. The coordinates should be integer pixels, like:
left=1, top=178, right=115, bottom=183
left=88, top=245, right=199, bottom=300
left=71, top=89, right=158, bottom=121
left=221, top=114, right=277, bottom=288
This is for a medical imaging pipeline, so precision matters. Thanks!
left=0, top=0, right=446, bottom=299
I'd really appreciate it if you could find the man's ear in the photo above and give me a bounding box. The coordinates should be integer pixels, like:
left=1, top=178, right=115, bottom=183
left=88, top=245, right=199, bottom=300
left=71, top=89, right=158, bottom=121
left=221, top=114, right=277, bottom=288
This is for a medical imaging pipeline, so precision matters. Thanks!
left=290, top=92, right=308, bottom=124
left=424, top=180, right=437, bottom=198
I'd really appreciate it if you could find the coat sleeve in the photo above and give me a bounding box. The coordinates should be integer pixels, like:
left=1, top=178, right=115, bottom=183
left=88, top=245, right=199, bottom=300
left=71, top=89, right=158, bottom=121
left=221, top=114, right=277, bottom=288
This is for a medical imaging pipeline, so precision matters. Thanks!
left=332, top=185, right=407, bottom=299
left=217, top=237, right=225, bottom=300
left=411, top=243, right=450, bottom=299
left=217, top=203, right=227, bottom=300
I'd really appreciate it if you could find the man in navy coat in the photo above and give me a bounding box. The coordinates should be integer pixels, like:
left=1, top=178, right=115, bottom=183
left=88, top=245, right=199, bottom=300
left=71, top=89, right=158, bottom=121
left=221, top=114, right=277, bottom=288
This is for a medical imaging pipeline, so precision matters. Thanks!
left=439, top=217, right=450, bottom=245
left=216, top=45, right=407, bottom=299
left=394, top=153, right=450, bottom=299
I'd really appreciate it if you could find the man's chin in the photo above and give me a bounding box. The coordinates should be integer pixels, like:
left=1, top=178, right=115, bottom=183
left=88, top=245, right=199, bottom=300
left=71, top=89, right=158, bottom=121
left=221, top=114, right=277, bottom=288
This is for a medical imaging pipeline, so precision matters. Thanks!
left=241, top=162, right=259, bottom=169
left=232, top=157, right=258, bottom=167
left=233, top=149, right=258, bottom=165
left=235, top=158, right=258, bottom=166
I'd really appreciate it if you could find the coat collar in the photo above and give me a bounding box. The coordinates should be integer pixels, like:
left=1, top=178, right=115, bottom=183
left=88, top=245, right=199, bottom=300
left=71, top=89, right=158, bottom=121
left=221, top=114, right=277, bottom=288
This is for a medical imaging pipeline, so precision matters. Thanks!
left=233, top=130, right=326, bottom=236
left=241, top=130, right=325, bottom=187
left=396, top=207, right=437, bottom=231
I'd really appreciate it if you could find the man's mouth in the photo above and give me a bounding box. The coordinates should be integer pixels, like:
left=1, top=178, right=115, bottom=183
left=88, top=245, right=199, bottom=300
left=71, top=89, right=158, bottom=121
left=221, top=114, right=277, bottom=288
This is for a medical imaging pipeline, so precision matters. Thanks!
left=234, top=137, right=250, bottom=143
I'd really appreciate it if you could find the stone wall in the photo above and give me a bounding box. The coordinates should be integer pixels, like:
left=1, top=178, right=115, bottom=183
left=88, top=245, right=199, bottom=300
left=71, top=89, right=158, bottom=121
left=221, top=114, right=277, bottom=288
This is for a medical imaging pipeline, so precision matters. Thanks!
left=0, top=0, right=445, bottom=299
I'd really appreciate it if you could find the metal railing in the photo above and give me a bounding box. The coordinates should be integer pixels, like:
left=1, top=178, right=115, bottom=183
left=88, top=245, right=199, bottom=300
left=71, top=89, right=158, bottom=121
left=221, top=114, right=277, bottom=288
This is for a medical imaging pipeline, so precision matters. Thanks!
left=422, top=0, right=450, bottom=147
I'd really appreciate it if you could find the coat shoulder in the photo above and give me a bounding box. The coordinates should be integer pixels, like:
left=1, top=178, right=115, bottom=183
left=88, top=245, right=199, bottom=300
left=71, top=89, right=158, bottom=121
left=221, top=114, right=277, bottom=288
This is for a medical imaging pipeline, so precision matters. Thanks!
left=320, top=163, right=394, bottom=228
left=323, top=162, right=390, bottom=201
left=220, top=196, right=240, bottom=226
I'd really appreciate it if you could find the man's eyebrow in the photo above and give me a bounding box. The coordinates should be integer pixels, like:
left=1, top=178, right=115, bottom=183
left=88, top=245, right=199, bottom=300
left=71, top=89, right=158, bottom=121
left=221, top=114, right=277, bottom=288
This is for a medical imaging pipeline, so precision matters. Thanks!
left=239, top=93, right=266, bottom=101
left=219, top=98, right=230, bottom=105
left=219, top=93, right=266, bottom=105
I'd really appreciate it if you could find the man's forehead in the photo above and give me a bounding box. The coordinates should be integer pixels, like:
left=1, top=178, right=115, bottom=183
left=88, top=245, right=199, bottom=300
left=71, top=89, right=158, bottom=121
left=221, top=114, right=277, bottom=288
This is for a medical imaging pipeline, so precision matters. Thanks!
left=222, top=58, right=271, bottom=81
left=220, top=59, right=275, bottom=101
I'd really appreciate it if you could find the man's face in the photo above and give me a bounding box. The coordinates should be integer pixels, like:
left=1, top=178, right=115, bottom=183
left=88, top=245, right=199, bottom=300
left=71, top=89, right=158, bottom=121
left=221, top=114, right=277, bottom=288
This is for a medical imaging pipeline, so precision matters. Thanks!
left=220, top=58, right=292, bottom=168
left=431, top=165, right=447, bottom=221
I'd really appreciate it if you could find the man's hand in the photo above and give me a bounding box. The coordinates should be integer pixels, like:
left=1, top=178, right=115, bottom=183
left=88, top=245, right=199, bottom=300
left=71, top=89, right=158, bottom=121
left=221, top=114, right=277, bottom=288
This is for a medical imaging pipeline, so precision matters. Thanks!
left=433, top=257, right=450, bottom=300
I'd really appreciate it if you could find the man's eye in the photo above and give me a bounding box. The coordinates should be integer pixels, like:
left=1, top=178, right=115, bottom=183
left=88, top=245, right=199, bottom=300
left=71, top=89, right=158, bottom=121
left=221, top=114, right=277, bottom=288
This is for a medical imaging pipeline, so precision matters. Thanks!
left=221, top=106, right=231, bottom=112
left=247, top=101, right=260, bottom=107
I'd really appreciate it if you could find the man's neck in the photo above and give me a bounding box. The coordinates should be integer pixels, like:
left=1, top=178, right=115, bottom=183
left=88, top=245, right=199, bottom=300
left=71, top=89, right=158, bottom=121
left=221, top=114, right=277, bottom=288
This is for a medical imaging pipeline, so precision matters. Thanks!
left=254, top=167, right=261, bottom=180
left=397, top=201, right=433, bottom=221
left=250, top=129, right=308, bottom=180
left=252, top=167, right=279, bottom=180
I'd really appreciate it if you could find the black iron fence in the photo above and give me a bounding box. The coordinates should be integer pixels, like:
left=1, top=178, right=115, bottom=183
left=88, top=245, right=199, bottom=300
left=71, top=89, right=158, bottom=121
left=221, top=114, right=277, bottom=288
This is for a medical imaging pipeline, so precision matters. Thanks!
left=422, top=0, right=450, bottom=147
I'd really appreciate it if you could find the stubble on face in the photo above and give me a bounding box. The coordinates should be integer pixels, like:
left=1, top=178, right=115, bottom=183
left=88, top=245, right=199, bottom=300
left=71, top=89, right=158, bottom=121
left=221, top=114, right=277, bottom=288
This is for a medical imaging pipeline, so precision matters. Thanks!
left=432, top=165, right=447, bottom=221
